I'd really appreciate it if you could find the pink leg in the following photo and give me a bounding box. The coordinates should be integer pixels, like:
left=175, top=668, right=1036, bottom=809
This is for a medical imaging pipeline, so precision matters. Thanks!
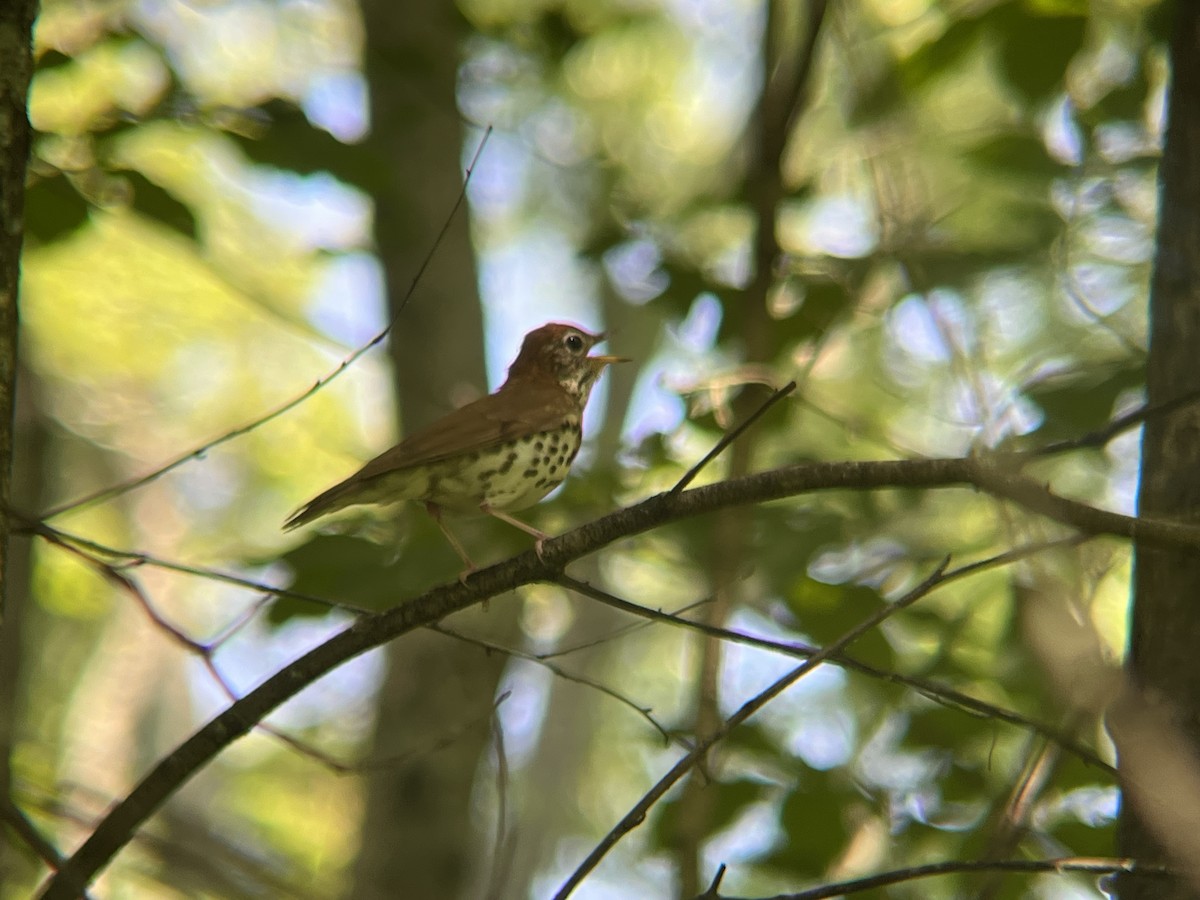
left=481, top=504, right=552, bottom=560
left=425, top=502, right=477, bottom=583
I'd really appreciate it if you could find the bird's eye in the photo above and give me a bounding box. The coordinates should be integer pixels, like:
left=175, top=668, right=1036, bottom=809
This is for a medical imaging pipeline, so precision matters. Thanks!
left=564, top=333, right=585, bottom=353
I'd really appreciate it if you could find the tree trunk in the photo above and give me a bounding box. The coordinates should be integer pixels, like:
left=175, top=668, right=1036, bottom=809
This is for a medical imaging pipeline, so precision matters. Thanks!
left=0, top=0, right=36, bottom=888
left=350, top=2, right=517, bottom=897
left=1120, top=4, right=1200, bottom=898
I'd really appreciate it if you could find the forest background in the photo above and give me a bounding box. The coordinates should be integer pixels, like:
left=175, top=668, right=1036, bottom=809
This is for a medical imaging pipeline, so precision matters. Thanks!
left=1, top=0, right=1195, bottom=898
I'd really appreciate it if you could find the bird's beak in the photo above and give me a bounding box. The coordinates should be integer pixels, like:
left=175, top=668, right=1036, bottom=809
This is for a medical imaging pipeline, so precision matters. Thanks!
left=588, top=354, right=629, bottom=367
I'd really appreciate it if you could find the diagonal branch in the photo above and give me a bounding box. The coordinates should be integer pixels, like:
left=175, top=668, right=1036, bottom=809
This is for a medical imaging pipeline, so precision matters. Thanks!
left=38, top=452, right=1200, bottom=897
left=552, top=557, right=953, bottom=899
left=671, top=381, right=796, bottom=494
left=706, top=856, right=1169, bottom=900
left=555, top=536, right=1112, bottom=775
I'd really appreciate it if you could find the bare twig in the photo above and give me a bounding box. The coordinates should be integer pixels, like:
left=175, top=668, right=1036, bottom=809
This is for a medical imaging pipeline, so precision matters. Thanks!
left=431, top=623, right=672, bottom=744
left=41, top=453, right=1200, bottom=898
left=556, top=536, right=1112, bottom=774
left=23, top=521, right=368, bottom=616
left=671, top=382, right=796, bottom=494
left=1032, top=388, right=1200, bottom=457
left=484, top=701, right=514, bottom=900
left=536, top=596, right=714, bottom=660
left=552, top=558, right=953, bottom=899
left=705, top=856, right=1169, bottom=900
left=0, top=794, right=85, bottom=891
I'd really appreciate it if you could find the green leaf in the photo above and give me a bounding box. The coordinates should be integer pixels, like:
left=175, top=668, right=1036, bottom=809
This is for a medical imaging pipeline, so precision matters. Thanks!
left=724, top=721, right=786, bottom=759
left=1023, top=361, right=1144, bottom=442
left=906, top=700, right=986, bottom=750
left=965, top=133, right=1065, bottom=180
left=23, top=171, right=90, bottom=243
left=121, top=171, right=197, bottom=239
left=1052, top=815, right=1116, bottom=857
left=226, top=99, right=378, bottom=192
left=765, top=773, right=850, bottom=875
left=786, top=581, right=894, bottom=669
left=35, top=49, right=73, bottom=72
left=994, top=5, right=1087, bottom=103
left=795, top=279, right=851, bottom=341
left=902, top=16, right=986, bottom=91
left=650, top=778, right=768, bottom=851
left=269, top=534, right=400, bottom=622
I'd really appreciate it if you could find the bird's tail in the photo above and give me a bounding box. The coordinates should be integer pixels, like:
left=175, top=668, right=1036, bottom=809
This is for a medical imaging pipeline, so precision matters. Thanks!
left=283, top=483, right=350, bottom=531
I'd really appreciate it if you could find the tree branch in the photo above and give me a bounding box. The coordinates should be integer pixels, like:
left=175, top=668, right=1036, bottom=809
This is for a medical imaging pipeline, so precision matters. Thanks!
left=705, top=856, right=1169, bottom=900
left=38, top=452, right=1200, bottom=896
left=552, top=558, right=954, bottom=899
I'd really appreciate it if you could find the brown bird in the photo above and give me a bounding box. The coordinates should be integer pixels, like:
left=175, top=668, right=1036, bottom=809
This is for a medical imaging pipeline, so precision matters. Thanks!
left=285, top=322, right=625, bottom=573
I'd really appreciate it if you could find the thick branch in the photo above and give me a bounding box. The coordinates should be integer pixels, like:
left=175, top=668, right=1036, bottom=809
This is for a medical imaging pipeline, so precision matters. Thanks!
left=39, top=454, right=1200, bottom=897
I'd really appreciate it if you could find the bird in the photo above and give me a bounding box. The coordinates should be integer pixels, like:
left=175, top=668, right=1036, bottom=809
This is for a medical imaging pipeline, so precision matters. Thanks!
left=284, top=322, right=625, bottom=575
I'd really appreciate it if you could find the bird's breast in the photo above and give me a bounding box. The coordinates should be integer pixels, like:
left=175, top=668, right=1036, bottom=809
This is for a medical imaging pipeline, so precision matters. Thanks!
left=424, top=418, right=583, bottom=513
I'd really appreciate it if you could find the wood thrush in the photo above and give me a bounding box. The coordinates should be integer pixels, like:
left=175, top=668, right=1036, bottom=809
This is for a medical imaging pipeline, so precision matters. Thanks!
left=285, top=322, right=625, bottom=573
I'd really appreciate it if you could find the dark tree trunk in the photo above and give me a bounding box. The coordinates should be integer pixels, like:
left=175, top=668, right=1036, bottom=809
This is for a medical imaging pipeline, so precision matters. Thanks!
left=0, top=0, right=34, bottom=619
left=351, top=1, right=517, bottom=897
left=0, top=0, right=35, bottom=887
left=1120, top=4, right=1200, bottom=898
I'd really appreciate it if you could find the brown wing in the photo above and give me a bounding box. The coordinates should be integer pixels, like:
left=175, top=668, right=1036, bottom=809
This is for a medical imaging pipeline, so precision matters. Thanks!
left=284, top=382, right=578, bottom=529
left=352, top=382, right=577, bottom=480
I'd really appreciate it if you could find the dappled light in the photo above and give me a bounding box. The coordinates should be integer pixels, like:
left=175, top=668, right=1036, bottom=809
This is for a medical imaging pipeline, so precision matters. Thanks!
left=1, top=0, right=1191, bottom=899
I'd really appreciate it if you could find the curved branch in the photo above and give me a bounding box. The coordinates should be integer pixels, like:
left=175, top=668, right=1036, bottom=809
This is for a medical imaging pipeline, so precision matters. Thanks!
left=39, top=454, right=1200, bottom=897
left=553, top=559, right=954, bottom=898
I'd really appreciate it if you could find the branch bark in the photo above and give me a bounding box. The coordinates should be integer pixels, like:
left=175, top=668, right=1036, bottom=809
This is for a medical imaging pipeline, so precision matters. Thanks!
left=1119, top=4, right=1200, bottom=898
left=0, top=0, right=36, bottom=886
left=0, top=0, right=34, bottom=622
left=38, top=452, right=1200, bottom=897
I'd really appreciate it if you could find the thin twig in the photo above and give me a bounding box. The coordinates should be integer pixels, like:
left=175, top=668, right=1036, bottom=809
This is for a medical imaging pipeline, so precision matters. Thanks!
left=38, top=127, right=493, bottom=521
left=23, top=521, right=368, bottom=616
left=708, top=856, right=1169, bottom=900
left=0, top=794, right=86, bottom=893
left=484, top=701, right=513, bottom=900
left=261, top=691, right=511, bottom=776
left=556, top=535, right=1112, bottom=775
left=670, top=382, right=796, bottom=495
left=34, top=529, right=208, bottom=654
left=1033, top=387, right=1200, bottom=457
left=431, top=623, right=672, bottom=745
left=43, top=454, right=1200, bottom=898
left=536, top=596, right=714, bottom=660
left=552, top=558, right=953, bottom=899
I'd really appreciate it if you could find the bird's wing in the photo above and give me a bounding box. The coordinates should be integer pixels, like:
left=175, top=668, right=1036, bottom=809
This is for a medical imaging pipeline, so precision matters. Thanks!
left=352, top=382, right=577, bottom=481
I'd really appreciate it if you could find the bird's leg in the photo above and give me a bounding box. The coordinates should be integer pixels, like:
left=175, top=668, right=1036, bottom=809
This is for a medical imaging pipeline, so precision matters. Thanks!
left=425, top=502, right=477, bottom=584
left=481, top=504, right=552, bottom=561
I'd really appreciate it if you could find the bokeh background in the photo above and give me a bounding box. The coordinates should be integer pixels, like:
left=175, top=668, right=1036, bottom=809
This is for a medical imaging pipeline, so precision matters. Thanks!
left=5, top=0, right=1166, bottom=897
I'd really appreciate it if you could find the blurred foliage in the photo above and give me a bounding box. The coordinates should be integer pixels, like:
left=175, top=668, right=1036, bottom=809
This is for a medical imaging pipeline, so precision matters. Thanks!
left=9, top=0, right=1166, bottom=897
